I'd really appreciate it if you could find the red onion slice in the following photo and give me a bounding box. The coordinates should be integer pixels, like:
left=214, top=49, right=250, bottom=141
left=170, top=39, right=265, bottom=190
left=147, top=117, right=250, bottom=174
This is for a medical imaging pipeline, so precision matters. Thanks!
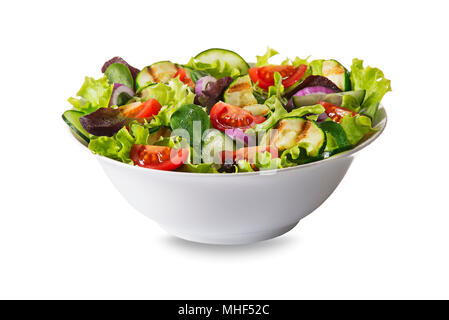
left=109, top=83, right=135, bottom=107
left=293, top=86, right=336, bottom=97
left=195, top=76, right=216, bottom=96
left=224, top=128, right=256, bottom=147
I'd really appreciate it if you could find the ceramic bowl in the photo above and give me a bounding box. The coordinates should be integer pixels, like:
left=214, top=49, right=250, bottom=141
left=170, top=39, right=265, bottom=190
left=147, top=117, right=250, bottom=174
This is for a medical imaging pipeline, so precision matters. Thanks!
left=73, top=107, right=386, bottom=245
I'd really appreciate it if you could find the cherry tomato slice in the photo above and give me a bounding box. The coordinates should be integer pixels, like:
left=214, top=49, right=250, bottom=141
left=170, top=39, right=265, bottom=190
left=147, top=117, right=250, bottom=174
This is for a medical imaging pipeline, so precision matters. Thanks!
left=210, top=102, right=265, bottom=132
left=249, top=67, right=273, bottom=90
left=130, top=144, right=189, bottom=171
left=135, top=99, right=162, bottom=119
left=319, top=101, right=356, bottom=123
left=282, top=64, right=308, bottom=88
left=249, top=65, right=308, bottom=90
left=174, top=67, right=194, bottom=88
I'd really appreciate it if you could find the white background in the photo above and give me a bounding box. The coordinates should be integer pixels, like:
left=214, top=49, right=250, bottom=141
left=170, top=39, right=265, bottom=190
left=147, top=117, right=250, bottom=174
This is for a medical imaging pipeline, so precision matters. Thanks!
left=1, top=0, right=448, bottom=299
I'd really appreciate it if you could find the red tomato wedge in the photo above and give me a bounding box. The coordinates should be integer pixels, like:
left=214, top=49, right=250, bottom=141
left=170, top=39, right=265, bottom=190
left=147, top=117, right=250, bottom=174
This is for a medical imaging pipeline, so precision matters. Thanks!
left=135, top=99, right=162, bottom=118
left=174, top=67, right=194, bottom=88
left=249, top=64, right=308, bottom=90
left=130, top=145, right=189, bottom=171
left=120, top=99, right=162, bottom=119
left=319, top=101, right=356, bottom=123
left=210, top=102, right=265, bottom=132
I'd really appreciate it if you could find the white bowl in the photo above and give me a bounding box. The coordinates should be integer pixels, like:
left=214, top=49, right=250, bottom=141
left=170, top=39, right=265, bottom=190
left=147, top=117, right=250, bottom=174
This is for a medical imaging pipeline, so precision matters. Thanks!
left=73, top=107, right=386, bottom=245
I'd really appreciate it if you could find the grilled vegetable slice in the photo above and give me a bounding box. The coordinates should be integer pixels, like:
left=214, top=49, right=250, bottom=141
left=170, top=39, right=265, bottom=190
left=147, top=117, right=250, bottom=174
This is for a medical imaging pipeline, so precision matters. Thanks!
left=322, top=60, right=350, bottom=91
left=223, top=75, right=257, bottom=107
left=266, top=118, right=325, bottom=156
left=135, top=61, right=179, bottom=90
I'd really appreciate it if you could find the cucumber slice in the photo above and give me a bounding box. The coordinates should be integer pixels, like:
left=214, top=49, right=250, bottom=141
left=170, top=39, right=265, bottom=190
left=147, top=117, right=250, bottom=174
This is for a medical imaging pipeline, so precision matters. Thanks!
left=292, top=90, right=366, bottom=108
left=223, top=75, right=257, bottom=106
left=318, top=121, right=350, bottom=149
left=135, top=61, right=179, bottom=90
left=194, top=48, right=249, bottom=75
left=269, top=118, right=325, bottom=156
left=201, top=129, right=234, bottom=164
left=62, top=110, right=91, bottom=144
left=322, top=60, right=351, bottom=91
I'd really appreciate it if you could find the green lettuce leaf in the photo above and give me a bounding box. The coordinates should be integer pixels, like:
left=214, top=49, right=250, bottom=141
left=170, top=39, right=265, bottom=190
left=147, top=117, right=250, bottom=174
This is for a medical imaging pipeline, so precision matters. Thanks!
left=236, top=151, right=282, bottom=172
left=68, top=76, right=113, bottom=114
left=340, top=114, right=374, bottom=145
left=186, top=57, right=242, bottom=79
left=281, top=55, right=310, bottom=68
left=309, top=59, right=324, bottom=75
left=179, top=163, right=220, bottom=173
left=88, top=122, right=149, bottom=164
left=247, top=96, right=287, bottom=134
left=267, top=72, right=288, bottom=105
left=143, top=78, right=195, bottom=128
left=281, top=104, right=324, bottom=120
left=280, top=143, right=321, bottom=168
left=248, top=97, right=324, bottom=135
left=350, top=58, right=391, bottom=119
left=256, top=47, right=279, bottom=67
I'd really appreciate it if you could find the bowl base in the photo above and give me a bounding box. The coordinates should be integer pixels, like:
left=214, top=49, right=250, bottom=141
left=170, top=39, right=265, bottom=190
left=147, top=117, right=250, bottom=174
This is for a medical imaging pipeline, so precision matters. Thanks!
left=160, top=221, right=300, bottom=245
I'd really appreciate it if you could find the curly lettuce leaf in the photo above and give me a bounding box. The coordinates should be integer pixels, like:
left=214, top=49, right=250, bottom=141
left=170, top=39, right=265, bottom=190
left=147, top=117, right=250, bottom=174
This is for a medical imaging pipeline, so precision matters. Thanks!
left=309, top=59, right=324, bottom=75
left=281, top=104, right=324, bottom=120
left=340, top=114, right=374, bottom=145
left=186, top=57, right=242, bottom=79
left=350, top=59, right=391, bottom=119
left=247, top=96, right=287, bottom=134
left=248, top=97, right=324, bottom=135
left=142, top=78, right=195, bottom=128
left=281, top=55, right=310, bottom=68
left=179, top=163, right=220, bottom=173
left=267, top=72, right=286, bottom=104
left=236, top=151, right=282, bottom=172
left=88, top=122, right=149, bottom=164
left=68, top=76, right=113, bottom=114
left=280, top=143, right=319, bottom=168
left=256, top=47, right=279, bottom=67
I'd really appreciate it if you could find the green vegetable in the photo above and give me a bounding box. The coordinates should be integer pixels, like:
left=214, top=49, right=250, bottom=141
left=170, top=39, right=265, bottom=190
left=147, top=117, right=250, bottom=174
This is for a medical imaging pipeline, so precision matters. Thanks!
left=179, top=163, right=220, bottom=173
left=104, top=63, right=134, bottom=89
left=281, top=104, right=324, bottom=120
left=62, top=110, right=92, bottom=144
left=350, top=59, right=391, bottom=119
left=141, top=78, right=195, bottom=128
left=280, top=145, right=315, bottom=167
left=185, top=68, right=210, bottom=83
left=170, top=104, right=210, bottom=147
left=256, top=47, right=279, bottom=67
left=318, top=120, right=351, bottom=152
left=340, top=114, right=374, bottom=145
left=201, top=129, right=234, bottom=164
left=282, top=55, right=310, bottom=68
left=68, top=76, right=113, bottom=114
left=309, top=59, right=324, bottom=75
left=88, top=122, right=149, bottom=164
left=267, top=72, right=286, bottom=103
left=224, top=75, right=258, bottom=106
left=135, top=61, right=179, bottom=90
left=186, top=48, right=249, bottom=78
left=236, top=151, right=282, bottom=172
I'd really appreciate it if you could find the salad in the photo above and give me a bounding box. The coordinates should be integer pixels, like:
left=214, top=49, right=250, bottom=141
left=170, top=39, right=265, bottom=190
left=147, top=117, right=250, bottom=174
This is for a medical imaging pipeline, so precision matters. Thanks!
left=62, top=48, right=391, bottom=173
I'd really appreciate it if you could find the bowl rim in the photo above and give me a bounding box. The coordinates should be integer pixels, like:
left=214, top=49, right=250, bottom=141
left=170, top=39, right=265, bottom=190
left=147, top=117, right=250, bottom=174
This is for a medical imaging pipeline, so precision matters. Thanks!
left=72, top=106, right=387, bottom=177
